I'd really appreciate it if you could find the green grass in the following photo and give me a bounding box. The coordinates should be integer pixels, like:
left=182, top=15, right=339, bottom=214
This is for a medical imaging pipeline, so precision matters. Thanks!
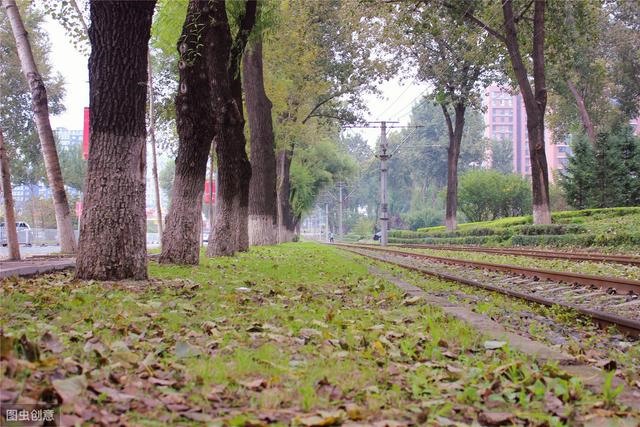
left=1, top=243, right=638, bottom=425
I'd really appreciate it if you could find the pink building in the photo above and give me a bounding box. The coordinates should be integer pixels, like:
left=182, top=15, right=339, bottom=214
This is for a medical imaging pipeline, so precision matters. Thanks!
left=482, top=86, right=570, bottom=181
left=631, top=117, right=640, bottom=135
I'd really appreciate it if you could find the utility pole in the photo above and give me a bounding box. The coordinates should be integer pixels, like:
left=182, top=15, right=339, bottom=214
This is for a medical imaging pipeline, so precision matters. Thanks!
left=344, top=121, right=422, bottom=247
left=379, top=123, right=389, bottom=246
left=337, top=182, right=344, bottom=237
left=325, top=203, right=329, bottom=242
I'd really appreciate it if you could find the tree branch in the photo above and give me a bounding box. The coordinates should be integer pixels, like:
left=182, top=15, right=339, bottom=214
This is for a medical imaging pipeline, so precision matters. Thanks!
left=301, top=90, right=349, bottom=124
left=439, top=0, right=507, bottom=43
left=229, top=0, right=257, bottom=77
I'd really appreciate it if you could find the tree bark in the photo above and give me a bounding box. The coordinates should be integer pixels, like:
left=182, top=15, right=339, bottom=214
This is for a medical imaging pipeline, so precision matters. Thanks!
left=276, top=148, right=296, bottom=243
left=243, top=40, right=278, bottom=246
left=3, top=0, right=76, bottom=253
left=0, top=127, right=21, bottom=260
left=75, top=0, right=155, bottom=280
left=567, top=79, right=596, bottom=146
left=442, top=103, right=465, bottom=232
left=147, top=52, right=163, bottom=241
left=159, top=0, right=215, bottom=265
left=206, top=0, right=257, bottom=257
left=502, top=0, right=551, bottom=224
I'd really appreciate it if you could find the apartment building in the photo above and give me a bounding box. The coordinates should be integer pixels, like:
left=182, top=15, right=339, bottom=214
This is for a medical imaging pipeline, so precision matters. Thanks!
left=482, top=85, right=571, bottom=181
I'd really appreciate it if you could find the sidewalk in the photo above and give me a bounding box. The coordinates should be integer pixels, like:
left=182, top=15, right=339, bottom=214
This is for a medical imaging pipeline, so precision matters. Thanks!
left=0, top=256, right=75, bottom=279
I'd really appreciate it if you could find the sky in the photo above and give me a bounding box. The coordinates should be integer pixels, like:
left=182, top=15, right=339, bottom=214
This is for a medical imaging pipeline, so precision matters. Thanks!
left=43, top=14, right=426, bottom=150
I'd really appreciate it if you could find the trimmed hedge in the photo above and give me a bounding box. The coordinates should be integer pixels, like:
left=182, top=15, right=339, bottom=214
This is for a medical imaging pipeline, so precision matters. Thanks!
left=388, top=230, right=429, bottom=239
left=511, top=233, right=640, bottom=247
left=388, top=236, right=507, bottom=245
left=515, top=224, right=586, bottom=236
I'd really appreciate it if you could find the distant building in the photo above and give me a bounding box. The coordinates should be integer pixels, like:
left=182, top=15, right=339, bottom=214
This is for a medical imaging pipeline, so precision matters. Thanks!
left=54, top=127, right=83, bottom=149
left=482, top=85, right=570, bottom=181
left=631, top=117, right=640, bottom=135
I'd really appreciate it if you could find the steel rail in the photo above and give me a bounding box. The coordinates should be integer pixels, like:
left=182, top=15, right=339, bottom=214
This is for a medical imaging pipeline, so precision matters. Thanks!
left=336, top=244, right=640, bottom=295
left=391, top=243, right=640, bottom=266
left=337, top=245, right=640, bottom=338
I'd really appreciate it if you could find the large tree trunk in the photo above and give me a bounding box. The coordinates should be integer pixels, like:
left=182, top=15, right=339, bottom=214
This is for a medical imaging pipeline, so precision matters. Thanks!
left=442, top=103, right=465, bottom=232
left=0, top=127, right=20, bottom=260
left=276, top=148, right=295, bottom=243
left=567, top=80, right=596, bottom=146
left=502, top=0, right=551, bottom=224
left=3, top=0, right=76, bottom=253
left=206, top=0, right=257, bottom=257
left=243, top=40, right=278, bottom=246
left=159, top=0, right=215, bottom=265
left=75, top=0, right=155, bottom=280
left=147, top=52, right=163, bottom=241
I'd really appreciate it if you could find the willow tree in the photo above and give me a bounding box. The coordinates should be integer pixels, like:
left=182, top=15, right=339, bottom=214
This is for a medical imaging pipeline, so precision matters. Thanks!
left=2, top=0, right=76, bottom=252
left=76, top=0, right=156, bottom=280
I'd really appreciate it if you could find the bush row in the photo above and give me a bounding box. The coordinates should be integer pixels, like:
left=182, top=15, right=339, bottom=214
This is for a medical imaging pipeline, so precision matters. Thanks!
left=511, top=233, right=640, bottom=247
left=515, top=224, right=586, bottom=235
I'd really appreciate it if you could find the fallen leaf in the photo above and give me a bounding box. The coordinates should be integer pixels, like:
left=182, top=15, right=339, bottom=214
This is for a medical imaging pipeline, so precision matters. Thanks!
left=372, top=340, right=386, bottom=357
left=544, top=392, right=564, bottom=417
left=297, top=410, right=343, bottom=426
left=40, top=332, right=63, bottom=354
left=238, top=378, right=267, bottom=390
left=479, top=411, right=513, bottom=425
left=246, top=323, right=263, bottom=332
left=483, top=340, right=507, bottom=350
left=89, top=383, right=136, bottom=403
left=344, top=403, right=364, bottom=420
left=403, top=296, right=422, bottom=306
left=175, top=341, right=201, bottom=359
left=52, top=375, right=88, bottom=403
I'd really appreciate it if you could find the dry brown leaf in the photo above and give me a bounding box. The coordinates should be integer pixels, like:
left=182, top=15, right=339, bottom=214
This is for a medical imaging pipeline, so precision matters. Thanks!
left=478, top=411, right=513, bottom=425
left=544, top=392, right=565, bottom=417
left=238, top=378, right=267, bottom=390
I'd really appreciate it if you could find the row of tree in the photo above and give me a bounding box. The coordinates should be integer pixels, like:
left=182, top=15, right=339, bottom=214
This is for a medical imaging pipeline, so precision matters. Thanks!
left=0, top=0, right=374, bottom=279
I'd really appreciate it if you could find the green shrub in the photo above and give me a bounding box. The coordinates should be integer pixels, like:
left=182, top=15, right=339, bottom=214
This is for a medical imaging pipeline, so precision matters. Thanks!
left=516, top=224, right=586, bottom=235
left=388, top=230, right=429, bottom=239
left=511, top=232, right=640, bottom=247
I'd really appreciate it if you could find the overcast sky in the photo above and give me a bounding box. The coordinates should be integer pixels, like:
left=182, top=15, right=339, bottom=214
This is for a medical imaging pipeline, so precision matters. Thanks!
left=43, top=15, right=425, bottom=150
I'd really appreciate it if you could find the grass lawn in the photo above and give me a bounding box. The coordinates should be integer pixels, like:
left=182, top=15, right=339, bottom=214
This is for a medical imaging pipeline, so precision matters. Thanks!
left=1, top=243, right=638, bottom=425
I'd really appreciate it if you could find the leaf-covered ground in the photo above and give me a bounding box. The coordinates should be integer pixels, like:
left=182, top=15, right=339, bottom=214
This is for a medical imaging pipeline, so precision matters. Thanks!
left=1, top=243, right=638, bottom=426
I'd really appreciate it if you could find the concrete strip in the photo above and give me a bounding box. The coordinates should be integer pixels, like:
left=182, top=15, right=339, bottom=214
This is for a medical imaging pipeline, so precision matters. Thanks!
left=0, top=259, right=75, bottom=279
left=367, top=265, right=640, bottom=410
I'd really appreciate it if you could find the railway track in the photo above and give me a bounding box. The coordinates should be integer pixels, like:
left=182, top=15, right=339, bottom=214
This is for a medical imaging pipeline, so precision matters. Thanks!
left=392, top=243, right=640, bottom=266
left=335, top=243, right=640, bottom=338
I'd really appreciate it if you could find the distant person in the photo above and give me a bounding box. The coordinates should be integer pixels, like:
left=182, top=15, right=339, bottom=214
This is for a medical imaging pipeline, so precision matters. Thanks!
left=329, top=232, right=334, bottom=243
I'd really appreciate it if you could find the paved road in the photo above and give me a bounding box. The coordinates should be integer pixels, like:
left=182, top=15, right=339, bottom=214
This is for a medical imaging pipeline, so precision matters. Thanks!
left=0, top=245, right=61, bottom=258
left=1, top=243, right=160, bottom=260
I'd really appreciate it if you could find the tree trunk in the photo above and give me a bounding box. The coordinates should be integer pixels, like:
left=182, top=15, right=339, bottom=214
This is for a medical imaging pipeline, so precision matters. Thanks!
left=209, top=150, right=215, bottom=232
left=147, top=51, right=163, bottom=241
left=75, top=0, right=155, bottom=280
left=0, top=127, right=20, bottom=260
left=3, top=0, right=76, bottom=253
left=243, top=40, right=278, bottom=246
left=206, top=0, right=257, bottom=257
left=567, top=80, right=596, bottom=146
left=159, top=0, right=215, bottom=265
left=276, top=148, right=295, bottom=243
left=502, top=0, right=551, bottom=224
left=442, top=103, right=465, bottom=232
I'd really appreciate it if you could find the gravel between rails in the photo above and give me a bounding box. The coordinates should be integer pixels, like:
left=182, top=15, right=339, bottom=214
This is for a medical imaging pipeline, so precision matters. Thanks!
left=347, top=247, right=640, bottom=322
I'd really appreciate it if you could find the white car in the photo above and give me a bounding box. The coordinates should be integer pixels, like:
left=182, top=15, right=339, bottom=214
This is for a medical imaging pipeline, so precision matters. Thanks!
left=0, top=221, right=33, bottom=246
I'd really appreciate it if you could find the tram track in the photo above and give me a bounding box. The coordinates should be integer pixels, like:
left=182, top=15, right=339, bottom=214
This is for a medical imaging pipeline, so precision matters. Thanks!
left=392, top=243, right=640, bottom=266
left=335, top=243, right=640, bottom=338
